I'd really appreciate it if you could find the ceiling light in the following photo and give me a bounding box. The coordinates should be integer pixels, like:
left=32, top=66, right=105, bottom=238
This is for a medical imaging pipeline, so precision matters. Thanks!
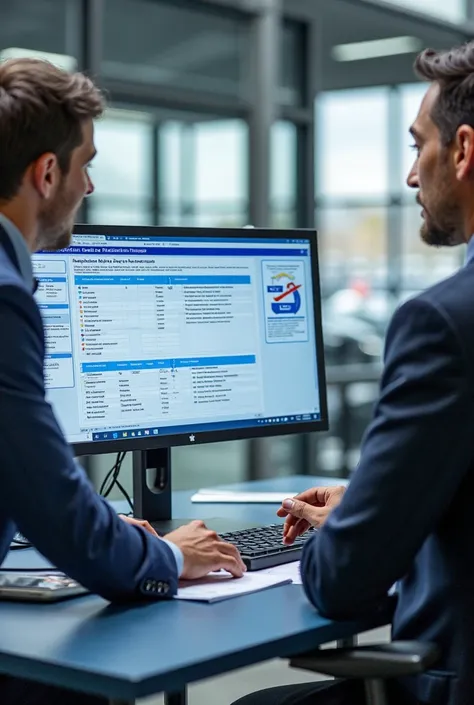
left=332, top=36, right=422, bottom=62
left=0, top=48, right=77, bottom=72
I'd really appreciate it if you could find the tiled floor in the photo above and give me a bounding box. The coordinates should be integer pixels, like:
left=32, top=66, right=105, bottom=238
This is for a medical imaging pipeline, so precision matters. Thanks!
left=141, top=627, right=390, bottom=705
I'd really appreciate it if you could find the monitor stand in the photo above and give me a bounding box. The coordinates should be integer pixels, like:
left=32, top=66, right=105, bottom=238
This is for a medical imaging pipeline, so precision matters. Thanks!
left=132, top=448, right=187, bottom=534
left=132, top=448, right=259, bottom=535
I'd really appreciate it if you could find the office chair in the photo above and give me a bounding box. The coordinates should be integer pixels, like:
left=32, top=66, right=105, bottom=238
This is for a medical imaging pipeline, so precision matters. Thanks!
left=290, top=640, right=440, bottom=705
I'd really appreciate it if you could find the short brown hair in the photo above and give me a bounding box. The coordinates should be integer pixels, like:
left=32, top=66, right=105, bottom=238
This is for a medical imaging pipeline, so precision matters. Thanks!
left=415, top=42, right=474, bottom=146
left=0, top=58, right=105, bottom=200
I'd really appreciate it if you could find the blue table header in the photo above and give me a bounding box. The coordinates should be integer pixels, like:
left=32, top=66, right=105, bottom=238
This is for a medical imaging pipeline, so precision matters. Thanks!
left=81, top=354, right=256, bottom=373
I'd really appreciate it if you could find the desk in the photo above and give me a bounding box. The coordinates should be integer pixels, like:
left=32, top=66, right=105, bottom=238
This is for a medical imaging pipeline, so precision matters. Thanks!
left=0, top=476, right=390, bottom=705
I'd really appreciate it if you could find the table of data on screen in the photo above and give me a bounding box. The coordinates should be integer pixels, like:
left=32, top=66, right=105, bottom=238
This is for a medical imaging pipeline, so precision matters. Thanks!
left=35, top=256, right=264, bottom=429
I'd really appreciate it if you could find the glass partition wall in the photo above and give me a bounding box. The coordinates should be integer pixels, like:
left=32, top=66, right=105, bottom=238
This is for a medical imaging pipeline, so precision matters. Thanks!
left=1, top=0, right=468, bottom=485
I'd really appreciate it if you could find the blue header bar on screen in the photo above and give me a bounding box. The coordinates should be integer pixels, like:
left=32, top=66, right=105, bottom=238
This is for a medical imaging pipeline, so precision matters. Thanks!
left=81, top=355, right=256, bottom=373
left=49, top=246, right=308, bottom=257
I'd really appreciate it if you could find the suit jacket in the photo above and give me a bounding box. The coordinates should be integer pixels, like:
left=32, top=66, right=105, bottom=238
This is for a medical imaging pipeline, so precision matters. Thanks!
left=302, top=263, right=474, bottom=705
left=0, top=224, right=179, bottom=601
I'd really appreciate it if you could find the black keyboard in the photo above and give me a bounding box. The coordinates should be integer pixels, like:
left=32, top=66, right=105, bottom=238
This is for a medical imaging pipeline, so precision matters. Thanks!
left=219, top=524, right=317, bottom=571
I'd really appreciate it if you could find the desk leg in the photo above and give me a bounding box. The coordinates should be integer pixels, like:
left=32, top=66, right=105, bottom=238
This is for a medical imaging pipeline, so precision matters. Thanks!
left=165, top=688, right=187, bottom=705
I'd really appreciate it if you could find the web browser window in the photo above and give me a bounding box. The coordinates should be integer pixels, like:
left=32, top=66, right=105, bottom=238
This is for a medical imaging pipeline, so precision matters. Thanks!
left=33, top=232, right=322, bottom=445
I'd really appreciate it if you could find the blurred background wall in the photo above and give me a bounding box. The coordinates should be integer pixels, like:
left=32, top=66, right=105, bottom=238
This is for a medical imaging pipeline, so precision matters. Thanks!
left=2, top=0, right=473, bottom=489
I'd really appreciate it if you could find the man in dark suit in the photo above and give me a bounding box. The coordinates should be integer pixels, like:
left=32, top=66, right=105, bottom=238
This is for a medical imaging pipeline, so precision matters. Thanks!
left=233, top=41, right=474, bottom=705
left=0, top=58, right=245, bottom=705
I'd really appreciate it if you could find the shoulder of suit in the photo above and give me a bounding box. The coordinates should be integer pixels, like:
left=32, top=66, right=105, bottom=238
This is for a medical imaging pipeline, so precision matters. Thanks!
left=395, top=266, right=474, bottom=346
left=0, top=246, right=29, bottom=292
left=414, top=265, right=473, bottom=314
left=0, top=250, right=43, bottom=335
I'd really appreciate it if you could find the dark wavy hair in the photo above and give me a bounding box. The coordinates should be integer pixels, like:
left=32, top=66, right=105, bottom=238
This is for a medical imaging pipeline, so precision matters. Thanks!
left=415, top=43, right=474, bottom=146
left=0, top=58, right=105, bottom=201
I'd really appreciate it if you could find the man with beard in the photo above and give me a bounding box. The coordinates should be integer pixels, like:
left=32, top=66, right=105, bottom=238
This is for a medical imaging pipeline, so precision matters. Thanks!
left=233, top=41, right=474, bottom=705
left=0, top=58, right=245, bottom=705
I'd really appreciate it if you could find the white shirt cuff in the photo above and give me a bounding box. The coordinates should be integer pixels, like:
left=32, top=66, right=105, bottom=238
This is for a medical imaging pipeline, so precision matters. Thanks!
left=162, top=539, right=184, bottom=577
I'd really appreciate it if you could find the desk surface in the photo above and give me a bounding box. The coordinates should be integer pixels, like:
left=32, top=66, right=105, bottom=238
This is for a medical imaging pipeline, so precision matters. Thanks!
left=162, top=474, right=348, bottom=526
left=0, top=475, right=389, bottom=702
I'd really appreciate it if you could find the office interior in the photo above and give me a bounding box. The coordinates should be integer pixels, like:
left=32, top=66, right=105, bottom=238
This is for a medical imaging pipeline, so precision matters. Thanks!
left=3, top=0, right=473, bottom=703
left=5, top=0, right=471, bottom=494
left=0, top=0, right=470, bottom=478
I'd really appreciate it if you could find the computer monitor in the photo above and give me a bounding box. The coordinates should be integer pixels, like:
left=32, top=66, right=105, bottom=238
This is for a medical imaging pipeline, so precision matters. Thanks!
left=32, top=225, right=328, bottom=527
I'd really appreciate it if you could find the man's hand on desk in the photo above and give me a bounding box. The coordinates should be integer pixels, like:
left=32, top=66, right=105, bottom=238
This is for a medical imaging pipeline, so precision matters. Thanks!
left=166, top=520, right=247, bottom=579
left=277, top=486, right=346, bottom=545
left=119, top=515, right=160, bottom=537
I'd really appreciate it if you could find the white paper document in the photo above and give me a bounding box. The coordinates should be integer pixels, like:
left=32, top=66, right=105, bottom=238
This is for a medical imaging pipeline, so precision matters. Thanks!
left=190, top=491, right=299, bottom=504
left=176, top=571, right=292, bottom=602
left=256, top=561, right=302, bottom=585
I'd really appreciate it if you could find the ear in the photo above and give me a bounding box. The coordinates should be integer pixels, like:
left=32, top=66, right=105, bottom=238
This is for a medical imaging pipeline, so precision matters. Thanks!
left=454, top=125, right=474, bottom=180
left=30, top=153, right=61, bottom=200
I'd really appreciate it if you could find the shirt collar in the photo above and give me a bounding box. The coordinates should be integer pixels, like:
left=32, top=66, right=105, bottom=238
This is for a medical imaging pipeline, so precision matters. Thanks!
left=0, top=214, right=34, bottom=288
left=465, top=236, right=474, bottom=266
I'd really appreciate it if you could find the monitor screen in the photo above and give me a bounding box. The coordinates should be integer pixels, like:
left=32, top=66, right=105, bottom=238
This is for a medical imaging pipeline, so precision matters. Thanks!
left=32, top=226, right=327, bottom=454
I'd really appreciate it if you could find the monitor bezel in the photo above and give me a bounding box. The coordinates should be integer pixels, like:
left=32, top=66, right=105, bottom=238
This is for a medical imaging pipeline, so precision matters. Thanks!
left=59, top=224, right=328, bottom=456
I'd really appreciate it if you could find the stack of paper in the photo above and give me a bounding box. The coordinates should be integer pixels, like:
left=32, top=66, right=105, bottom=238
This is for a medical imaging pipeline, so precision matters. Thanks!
left=176, top=571, right=292, bottom=602
left=176, top=561, right=302, bottom=602
left=256, top=561, right=302, bottom=585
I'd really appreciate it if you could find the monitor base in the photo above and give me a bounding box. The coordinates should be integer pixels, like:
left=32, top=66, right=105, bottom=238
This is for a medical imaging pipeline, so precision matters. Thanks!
left=132, top=449, right=262, bottom=535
